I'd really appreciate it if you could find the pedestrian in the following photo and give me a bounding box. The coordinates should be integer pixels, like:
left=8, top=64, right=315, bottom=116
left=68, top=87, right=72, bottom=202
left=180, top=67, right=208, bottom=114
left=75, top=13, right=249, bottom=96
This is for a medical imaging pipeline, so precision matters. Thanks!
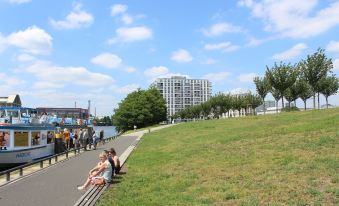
left=77, top=152, right=112, bottom=190
left=99, top=130, right=104, bottom=145
left=92, top=131, right=98, bottom=150
left=63, top=128, right=70, bottom=150
left=83, top=129, right=89, bottom=150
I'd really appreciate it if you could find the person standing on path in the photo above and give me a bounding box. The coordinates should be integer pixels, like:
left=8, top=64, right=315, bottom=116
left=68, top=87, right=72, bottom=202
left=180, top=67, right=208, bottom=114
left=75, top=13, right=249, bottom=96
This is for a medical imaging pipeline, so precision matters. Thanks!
left=83, top=129, right=89, bottom=150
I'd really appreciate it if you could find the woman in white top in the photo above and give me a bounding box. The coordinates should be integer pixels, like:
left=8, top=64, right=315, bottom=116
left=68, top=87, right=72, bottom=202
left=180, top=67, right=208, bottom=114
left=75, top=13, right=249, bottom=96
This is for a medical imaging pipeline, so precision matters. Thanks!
left=77, top=152, right=112, bottom=190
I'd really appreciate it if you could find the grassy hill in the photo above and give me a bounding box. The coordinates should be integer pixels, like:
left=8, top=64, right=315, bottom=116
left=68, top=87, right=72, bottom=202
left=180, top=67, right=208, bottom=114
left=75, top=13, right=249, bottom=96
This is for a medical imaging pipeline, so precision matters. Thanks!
left=98, top=109, right=339, bottom=206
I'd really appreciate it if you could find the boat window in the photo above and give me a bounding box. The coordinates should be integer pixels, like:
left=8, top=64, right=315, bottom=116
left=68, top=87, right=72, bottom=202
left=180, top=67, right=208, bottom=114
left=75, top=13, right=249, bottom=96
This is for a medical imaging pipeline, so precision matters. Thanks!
left=47, top=131, right=55, bottom=144
left=8, top=110, right=19, bottom=118
left=0, top=131, right=10, bottom=150
left=14, top=131, right=29, bottom=147
left=32, top=131, right=41, bottom=146
left=0, top=110, right=5, bottom=118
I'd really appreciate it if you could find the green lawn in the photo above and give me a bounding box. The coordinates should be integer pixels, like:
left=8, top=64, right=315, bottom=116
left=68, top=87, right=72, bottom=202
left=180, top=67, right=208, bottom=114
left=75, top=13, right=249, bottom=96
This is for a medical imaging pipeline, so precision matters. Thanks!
left=98, top=109, right=339, bottom=206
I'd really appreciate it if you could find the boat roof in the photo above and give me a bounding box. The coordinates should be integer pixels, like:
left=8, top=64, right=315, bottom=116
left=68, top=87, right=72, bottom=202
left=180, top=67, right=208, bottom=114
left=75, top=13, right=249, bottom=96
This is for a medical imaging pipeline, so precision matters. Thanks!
left=0, top=107, right=36, bottom=111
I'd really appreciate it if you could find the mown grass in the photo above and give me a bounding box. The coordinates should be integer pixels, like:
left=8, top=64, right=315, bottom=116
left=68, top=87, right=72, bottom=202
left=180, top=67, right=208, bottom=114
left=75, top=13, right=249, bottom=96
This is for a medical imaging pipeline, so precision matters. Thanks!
left=98, top=108, right=339, bottom=206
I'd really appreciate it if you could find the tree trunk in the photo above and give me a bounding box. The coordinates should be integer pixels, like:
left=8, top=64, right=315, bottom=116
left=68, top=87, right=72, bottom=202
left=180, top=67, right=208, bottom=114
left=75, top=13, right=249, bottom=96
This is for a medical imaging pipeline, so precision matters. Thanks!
left=294, top=100, right=296, bottom=107
left=317, top=92, right=320, bottom=109
left=288, top=101, right=291, bottom=108
left=263, top=98, right=266, bottom=115
left=313, top=94, right=316, bottom=109
left=276, top=100, right=278, bottom=113
left=282, top=96, right=285, bottom=108
left=326, top=96, right=328, bottom=109
left=304, top=100, right=306, bottom=111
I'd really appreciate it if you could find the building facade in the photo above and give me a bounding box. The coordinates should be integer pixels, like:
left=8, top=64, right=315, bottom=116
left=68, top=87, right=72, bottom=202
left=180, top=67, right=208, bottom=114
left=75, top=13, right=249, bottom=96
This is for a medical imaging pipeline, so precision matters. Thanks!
left=0, top=94, right=22, bottom=107
left=36, top=107, right=89, bottom=119
left=152, top=76, right=212, bottom=119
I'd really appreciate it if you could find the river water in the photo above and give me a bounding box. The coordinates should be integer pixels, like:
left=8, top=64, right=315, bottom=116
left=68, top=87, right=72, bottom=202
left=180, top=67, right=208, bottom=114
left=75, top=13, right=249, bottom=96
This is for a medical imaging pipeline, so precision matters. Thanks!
left=93, top=126, right=118, bottom=139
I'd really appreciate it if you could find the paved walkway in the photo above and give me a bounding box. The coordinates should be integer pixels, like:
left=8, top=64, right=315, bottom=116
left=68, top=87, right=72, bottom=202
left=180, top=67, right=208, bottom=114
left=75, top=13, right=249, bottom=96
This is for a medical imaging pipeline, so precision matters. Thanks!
left=0, top=124, right=174, bottom=206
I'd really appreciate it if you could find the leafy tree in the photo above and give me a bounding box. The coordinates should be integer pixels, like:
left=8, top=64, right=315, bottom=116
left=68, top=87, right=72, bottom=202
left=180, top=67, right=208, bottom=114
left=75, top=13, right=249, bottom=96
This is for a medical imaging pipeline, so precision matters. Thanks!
left=266, top=62, right=298, bottom=108
left=299, top=48, right=333, bottom=109
left=317, top=75, right=339, bottom=108
left=245, top=93, right=263, bottom=115
left=270, top=87, right=281, bottom=113
left=297, top=79, right=314, bottom=110
left=253, top=76, right=270, bottom=114
left=285, top=83, right=300, bottom=108
left=112, top=88, right=167, bottom=132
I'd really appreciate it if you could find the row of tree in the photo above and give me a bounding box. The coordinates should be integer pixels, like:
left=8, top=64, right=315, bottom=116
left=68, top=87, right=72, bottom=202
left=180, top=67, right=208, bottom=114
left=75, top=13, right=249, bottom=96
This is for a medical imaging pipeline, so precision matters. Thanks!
left=254, top=48, right=338, bottom=112
left=112, top=88, right=167, bottom=132
left=173, top=93, right=263, bottom=120
left=94, top=116, right=113, bottom=126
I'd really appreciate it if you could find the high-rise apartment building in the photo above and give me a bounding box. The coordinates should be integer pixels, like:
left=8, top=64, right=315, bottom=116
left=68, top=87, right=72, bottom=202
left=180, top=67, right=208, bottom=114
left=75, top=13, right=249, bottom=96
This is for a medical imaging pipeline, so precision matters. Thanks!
left=152, top=76, right=212, bottom=119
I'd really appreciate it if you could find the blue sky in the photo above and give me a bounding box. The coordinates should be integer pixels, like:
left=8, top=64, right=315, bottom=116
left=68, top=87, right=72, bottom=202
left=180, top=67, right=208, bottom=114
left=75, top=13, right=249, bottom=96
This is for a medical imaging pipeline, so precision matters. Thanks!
left=0, top=0, right=339, bottom=116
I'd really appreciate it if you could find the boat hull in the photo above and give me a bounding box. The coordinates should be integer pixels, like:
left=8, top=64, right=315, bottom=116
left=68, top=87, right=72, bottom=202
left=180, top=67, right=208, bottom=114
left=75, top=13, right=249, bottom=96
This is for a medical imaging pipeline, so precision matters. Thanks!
left=0, top=144, right=54, bottom=167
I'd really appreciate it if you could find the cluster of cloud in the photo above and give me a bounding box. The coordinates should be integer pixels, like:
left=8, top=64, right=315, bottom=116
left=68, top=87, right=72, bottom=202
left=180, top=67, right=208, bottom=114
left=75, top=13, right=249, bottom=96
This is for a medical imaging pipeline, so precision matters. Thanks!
left=238, top=0, right=339, bottom=39
left=144, top=66, right=189, bottom=81
left=50, top=3, right=94, bottom=30
left=202, top=71, right=230, bottom=83
left=91, top=52, right=136, bottom=73
left=108, top=4, right=151, bottom=44
left=326, top=40, right=339, bottom=71
left=0, top=26, right=52, bottom=55
left=204, top=42, right=239, bottom=52
left=272, top=43, right=307, bottom=61
left=171, top=49, right=193, bottom=63
left=202, top=22, right=243, bottom=37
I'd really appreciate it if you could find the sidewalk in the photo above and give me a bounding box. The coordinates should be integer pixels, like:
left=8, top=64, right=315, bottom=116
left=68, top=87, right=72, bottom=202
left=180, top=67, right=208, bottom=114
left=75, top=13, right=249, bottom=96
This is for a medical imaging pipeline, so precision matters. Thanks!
left=0, top=124, right=174, bottom=206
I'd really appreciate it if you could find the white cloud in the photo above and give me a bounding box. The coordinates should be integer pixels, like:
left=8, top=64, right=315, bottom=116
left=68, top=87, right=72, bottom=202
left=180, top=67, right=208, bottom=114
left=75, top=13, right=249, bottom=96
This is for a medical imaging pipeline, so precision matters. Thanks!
left=16, top=53, right=35, bottom=62
left=202, top=22, right=243, bottom=37
left=108, top=26, right=152, bottom=44
left=8, top=0, right=31, bottom=4
left=237, top=72, right=257, bottom=83
left=144, top=66, right=189, bottom=81
left=202, top=71, right=230, bottom=82
left=204, top=42, right=239, bottom=52
left=91, top=53, right=122, bottom=69
left=272, top=43, right=307, bottom=60
left=111, top=4, right=128, bottom=16
left=7, top=26, right=52, bottom=55
left=32, top=81, right=64, bottom=90
left=0, top=34, right=7, bottom=52
left=171, top=49, right=193, bottom=63
left=50, top=3, right=94, bottom=30
left=334, top=59, right=339, bottom=71
left=202, top=58, right=217, bottom=65
left=144, top=66, right=169, bottom=77
left=326, top=41, right=339, bottom=53
left=0, top=72, right=25, bottom=86
left=121, top=14, right=133, bottom=25
left=239, top=0, right=339, bottom=38
left=124, top=66, right=137, bottom=73
left=110, top=84, right=139, bottom=94
left=25, top=60, right=114, bottom=87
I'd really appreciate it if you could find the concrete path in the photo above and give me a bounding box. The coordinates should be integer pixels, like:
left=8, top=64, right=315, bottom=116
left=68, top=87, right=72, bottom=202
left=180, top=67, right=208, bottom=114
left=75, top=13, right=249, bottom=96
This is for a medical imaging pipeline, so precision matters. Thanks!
left=0, top=124, right=174, bottom=206
left=0, top=135, right=138, bottom=206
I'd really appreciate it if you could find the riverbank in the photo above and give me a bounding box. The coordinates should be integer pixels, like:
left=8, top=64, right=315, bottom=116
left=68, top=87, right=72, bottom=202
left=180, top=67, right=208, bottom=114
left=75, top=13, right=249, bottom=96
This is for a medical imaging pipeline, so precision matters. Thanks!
left=98, top=108, right=339, bottom=205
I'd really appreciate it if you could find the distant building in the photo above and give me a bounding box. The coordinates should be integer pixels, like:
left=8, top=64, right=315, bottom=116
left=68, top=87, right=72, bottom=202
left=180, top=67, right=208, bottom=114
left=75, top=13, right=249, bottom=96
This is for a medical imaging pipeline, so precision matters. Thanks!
left=0, top=94, right=22, bottom=107
left=36, top=107, right=89, bottom=119
left=151, top=76, right=212, bottom=119
left=256, top=100, right=276, bottom=113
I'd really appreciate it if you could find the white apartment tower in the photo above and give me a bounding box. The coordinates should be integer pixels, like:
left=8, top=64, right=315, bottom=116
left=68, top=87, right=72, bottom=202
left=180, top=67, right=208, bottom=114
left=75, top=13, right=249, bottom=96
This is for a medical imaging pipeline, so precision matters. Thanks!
left=152, top=76, right=212, bottom=119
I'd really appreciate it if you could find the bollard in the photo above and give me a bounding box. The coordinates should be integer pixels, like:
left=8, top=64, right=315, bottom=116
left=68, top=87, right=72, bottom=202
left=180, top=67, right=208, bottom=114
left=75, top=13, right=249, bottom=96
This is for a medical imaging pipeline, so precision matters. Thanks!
left=55, top=156, right=58, bottom=162
left=49, top=158, right=52, bottom=165
left=66, top=151, right=68, bottom=158
left=19, top=168, right=23, bottom=176
left=40, top=161, right=43, bottom=169
left=6, top=172, right=10, bottom=182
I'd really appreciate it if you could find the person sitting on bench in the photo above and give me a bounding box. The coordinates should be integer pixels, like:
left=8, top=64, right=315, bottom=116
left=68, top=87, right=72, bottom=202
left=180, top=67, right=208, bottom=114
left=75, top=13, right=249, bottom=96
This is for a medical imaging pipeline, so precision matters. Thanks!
left=77, top=152, right=112, bottom=190
left=108, top=148, right=121, bottom=175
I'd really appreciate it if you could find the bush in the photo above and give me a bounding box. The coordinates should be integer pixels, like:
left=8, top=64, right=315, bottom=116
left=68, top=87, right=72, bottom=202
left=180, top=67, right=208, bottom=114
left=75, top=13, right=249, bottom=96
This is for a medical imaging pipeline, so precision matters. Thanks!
left=281, top=106, right=300, bottom=112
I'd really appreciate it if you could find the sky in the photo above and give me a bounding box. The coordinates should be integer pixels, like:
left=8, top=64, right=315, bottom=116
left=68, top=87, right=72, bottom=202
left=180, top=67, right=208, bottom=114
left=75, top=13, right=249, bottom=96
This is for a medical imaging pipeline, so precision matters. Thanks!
left=0, top=0, right=339, bottom=116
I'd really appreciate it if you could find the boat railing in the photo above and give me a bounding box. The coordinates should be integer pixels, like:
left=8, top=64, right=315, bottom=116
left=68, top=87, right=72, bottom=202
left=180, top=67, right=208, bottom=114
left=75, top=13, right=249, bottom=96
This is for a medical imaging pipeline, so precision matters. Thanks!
left=0, top=135, right=118, bottom=184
